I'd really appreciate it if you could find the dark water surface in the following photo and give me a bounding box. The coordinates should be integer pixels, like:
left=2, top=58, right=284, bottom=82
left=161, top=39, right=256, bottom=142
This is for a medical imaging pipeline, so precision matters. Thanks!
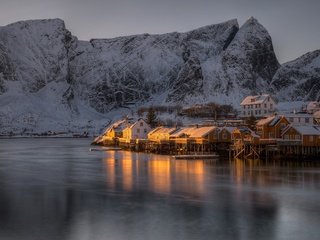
left=0, top=138, right=320, bottom=240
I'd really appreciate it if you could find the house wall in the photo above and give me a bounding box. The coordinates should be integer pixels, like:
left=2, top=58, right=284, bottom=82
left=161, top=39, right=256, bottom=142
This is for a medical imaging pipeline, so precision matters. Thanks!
left=257, top=117, right=289, bottom=139
left=282, top=128, right=302, bottom=141
left=130, top=119, right=151, bottom=140
left=241, top=96, right=276, bottom=118
left=302, top=135, right=320, bottom=146
left=218, top=129, right=232, bottom=142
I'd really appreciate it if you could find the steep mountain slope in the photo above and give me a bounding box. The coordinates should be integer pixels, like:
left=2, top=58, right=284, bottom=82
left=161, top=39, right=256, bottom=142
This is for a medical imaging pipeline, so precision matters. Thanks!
left=68, top=19, right=239, bottom=111
left=271, top=50, right=320, bottom=101
left=0, top=17, right=318, bottom=134
left=205, top=17, right=280, bottom=103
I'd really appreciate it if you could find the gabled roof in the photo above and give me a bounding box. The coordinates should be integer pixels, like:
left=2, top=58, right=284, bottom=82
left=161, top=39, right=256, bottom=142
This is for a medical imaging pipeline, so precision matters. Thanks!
left=128, top=118, right=149, bottom=129
left=189, top=126, right=217, bottom=138
left=148, top=127, right=177, bottom=135
left=240, top=94, right=272, bottom=105
left=283, top=125, right=320, bottom=136
left=235, top=127, right=260, bottom=138
left=220, top=126, right=237, bottom=133
left=256, top=116, right=276, bottom=126
left=170, top=127, right=195, bottom=138
left=256, top=115, right=287, bottom=127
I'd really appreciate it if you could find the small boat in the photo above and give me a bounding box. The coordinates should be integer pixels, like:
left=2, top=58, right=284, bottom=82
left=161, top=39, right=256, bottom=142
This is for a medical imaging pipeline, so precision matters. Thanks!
left=172, top=154, right=219, bottom=160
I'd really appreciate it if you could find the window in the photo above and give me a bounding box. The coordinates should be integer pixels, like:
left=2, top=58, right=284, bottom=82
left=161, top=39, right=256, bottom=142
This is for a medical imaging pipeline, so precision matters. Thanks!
left=255, top=110, right=258, bottom=114
left=270, top=104, right=273, bottom=109
left=140, top=122, right=143, bottom=127
left=289, top=118, right=293, bottom=122
left=264, top=110, right=267, bottom=114
left=264, top=103, right=267, bottom=108
left=244, top=105, right=246, bottom=109
left=144, top=129, right=147, bottom=133
left=305, top=118, right=309, bottom=123
left=222, top=133, right=227, bottom=139
left=137, top=128, right=140, bottom=133
left=243, top=111, right=246, bottom=115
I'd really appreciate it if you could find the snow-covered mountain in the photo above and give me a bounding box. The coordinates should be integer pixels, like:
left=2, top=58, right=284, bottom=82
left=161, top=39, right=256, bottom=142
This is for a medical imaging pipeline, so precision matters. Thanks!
left=0, top=18, right=318, bottom=134
left=271, top=50, right=320, bottom=101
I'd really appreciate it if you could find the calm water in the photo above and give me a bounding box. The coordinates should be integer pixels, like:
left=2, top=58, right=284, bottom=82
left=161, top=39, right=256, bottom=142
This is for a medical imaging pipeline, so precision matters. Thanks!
left=0, top=139, right=320, bottom=240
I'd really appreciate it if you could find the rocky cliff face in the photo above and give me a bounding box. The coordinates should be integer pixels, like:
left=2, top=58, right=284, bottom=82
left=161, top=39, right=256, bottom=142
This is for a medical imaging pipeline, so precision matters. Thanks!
left=271, top=50, right=320, bottom=101
left=0, top=17, right=318, bottom=134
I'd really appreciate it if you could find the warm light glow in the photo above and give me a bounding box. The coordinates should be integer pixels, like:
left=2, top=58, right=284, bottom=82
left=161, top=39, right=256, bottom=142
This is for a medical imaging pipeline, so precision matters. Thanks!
left=121, top=152, right=134, bottom=191
left=174, top=160, right=205, bottom=196
left=104, top=152, right=116, bottom=189
left=148, top=159, right=171, bottom=194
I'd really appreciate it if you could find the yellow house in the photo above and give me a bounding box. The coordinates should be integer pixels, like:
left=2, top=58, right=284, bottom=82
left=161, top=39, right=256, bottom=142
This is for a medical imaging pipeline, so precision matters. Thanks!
left=148, top=127, right=177, bottom=142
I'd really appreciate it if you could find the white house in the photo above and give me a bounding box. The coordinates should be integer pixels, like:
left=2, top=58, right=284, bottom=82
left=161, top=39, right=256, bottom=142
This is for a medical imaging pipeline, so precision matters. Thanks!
left=284, top=113, right=314, bottom=126
left=240, top=94, right=276, bottom=118
left=122, top=118, right=151, bottom=141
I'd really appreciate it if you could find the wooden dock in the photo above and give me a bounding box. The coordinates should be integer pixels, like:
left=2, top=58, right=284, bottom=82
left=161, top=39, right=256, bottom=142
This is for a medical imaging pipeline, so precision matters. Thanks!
left=172, top=154, right=219, bottom=160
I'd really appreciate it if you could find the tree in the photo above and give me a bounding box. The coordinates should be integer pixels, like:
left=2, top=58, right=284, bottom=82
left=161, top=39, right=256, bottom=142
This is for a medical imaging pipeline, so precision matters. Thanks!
left=246, top=115, right=257, bottom=131
left=146, top=107, right=157, bottom=128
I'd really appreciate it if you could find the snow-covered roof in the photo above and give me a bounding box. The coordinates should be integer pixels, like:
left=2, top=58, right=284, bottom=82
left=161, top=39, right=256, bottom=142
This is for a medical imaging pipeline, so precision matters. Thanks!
left=240, top=94, right=272, bottom=105
left=170, top=127, right=195, bottom=138
left=256, top=116, right=276, bottom=126
left=220, top=126, right=237, bottom=133
left=284, top=113, right=313, bottom=118
left=148, top=127, right=177, bottom=135
left=283, top=125, right=320, bottom=136
left=103, top=119, right=129, bottom=134
left=293, top=126, right=320, bottom=136
left=189, top=126, right=217, bottom=138
left=314, top=111, right=320, bottom=118
left=128, top=118, right=148, bottom=129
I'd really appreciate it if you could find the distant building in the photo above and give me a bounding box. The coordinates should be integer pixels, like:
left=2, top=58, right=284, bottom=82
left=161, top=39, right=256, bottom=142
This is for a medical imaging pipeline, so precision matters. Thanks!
left=284, top=113, right=314, bottom=126
left=122, top=118, right=151, bottom=141
left=307, top=101, right=320, bottom=114
left=93, top=118, right=133, bottom=144
left=240, top=94, right=276, bottom=118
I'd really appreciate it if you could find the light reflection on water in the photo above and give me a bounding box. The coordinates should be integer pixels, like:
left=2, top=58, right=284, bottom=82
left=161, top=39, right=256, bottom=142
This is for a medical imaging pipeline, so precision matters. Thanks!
left=0, top=138, right=320, bottom=240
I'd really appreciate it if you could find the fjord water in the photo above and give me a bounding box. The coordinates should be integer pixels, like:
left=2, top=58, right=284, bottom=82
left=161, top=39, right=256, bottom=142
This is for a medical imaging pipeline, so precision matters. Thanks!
left=0, top=139, right=319, bottom=240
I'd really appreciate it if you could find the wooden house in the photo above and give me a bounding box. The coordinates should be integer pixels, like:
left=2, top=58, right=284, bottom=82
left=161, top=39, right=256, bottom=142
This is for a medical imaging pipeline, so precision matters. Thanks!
left=232, top=127, right=260, bottom=145
left=121, top=118, right=151, bottom=142
left=218, top=127, right=237, bottom=143
left=281, top=125, right=320, bottom=147
left=187, top=126, right=218, bottom=144
left=148, top=127, right=177, bottom=142
left=240, top=94, right=276, bottom=118
left=93, top=118, right=132, bottom=145
left=256, top=115, right=290, bottom=142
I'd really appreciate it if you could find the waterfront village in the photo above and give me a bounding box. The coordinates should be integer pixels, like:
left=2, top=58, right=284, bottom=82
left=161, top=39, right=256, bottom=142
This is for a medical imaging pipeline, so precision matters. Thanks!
left=93, top=94, right=320, bottom=160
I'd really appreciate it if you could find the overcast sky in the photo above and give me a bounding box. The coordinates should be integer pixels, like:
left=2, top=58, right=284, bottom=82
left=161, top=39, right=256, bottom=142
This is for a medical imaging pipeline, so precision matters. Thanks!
left=0, top=0, right=319, bottom=63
